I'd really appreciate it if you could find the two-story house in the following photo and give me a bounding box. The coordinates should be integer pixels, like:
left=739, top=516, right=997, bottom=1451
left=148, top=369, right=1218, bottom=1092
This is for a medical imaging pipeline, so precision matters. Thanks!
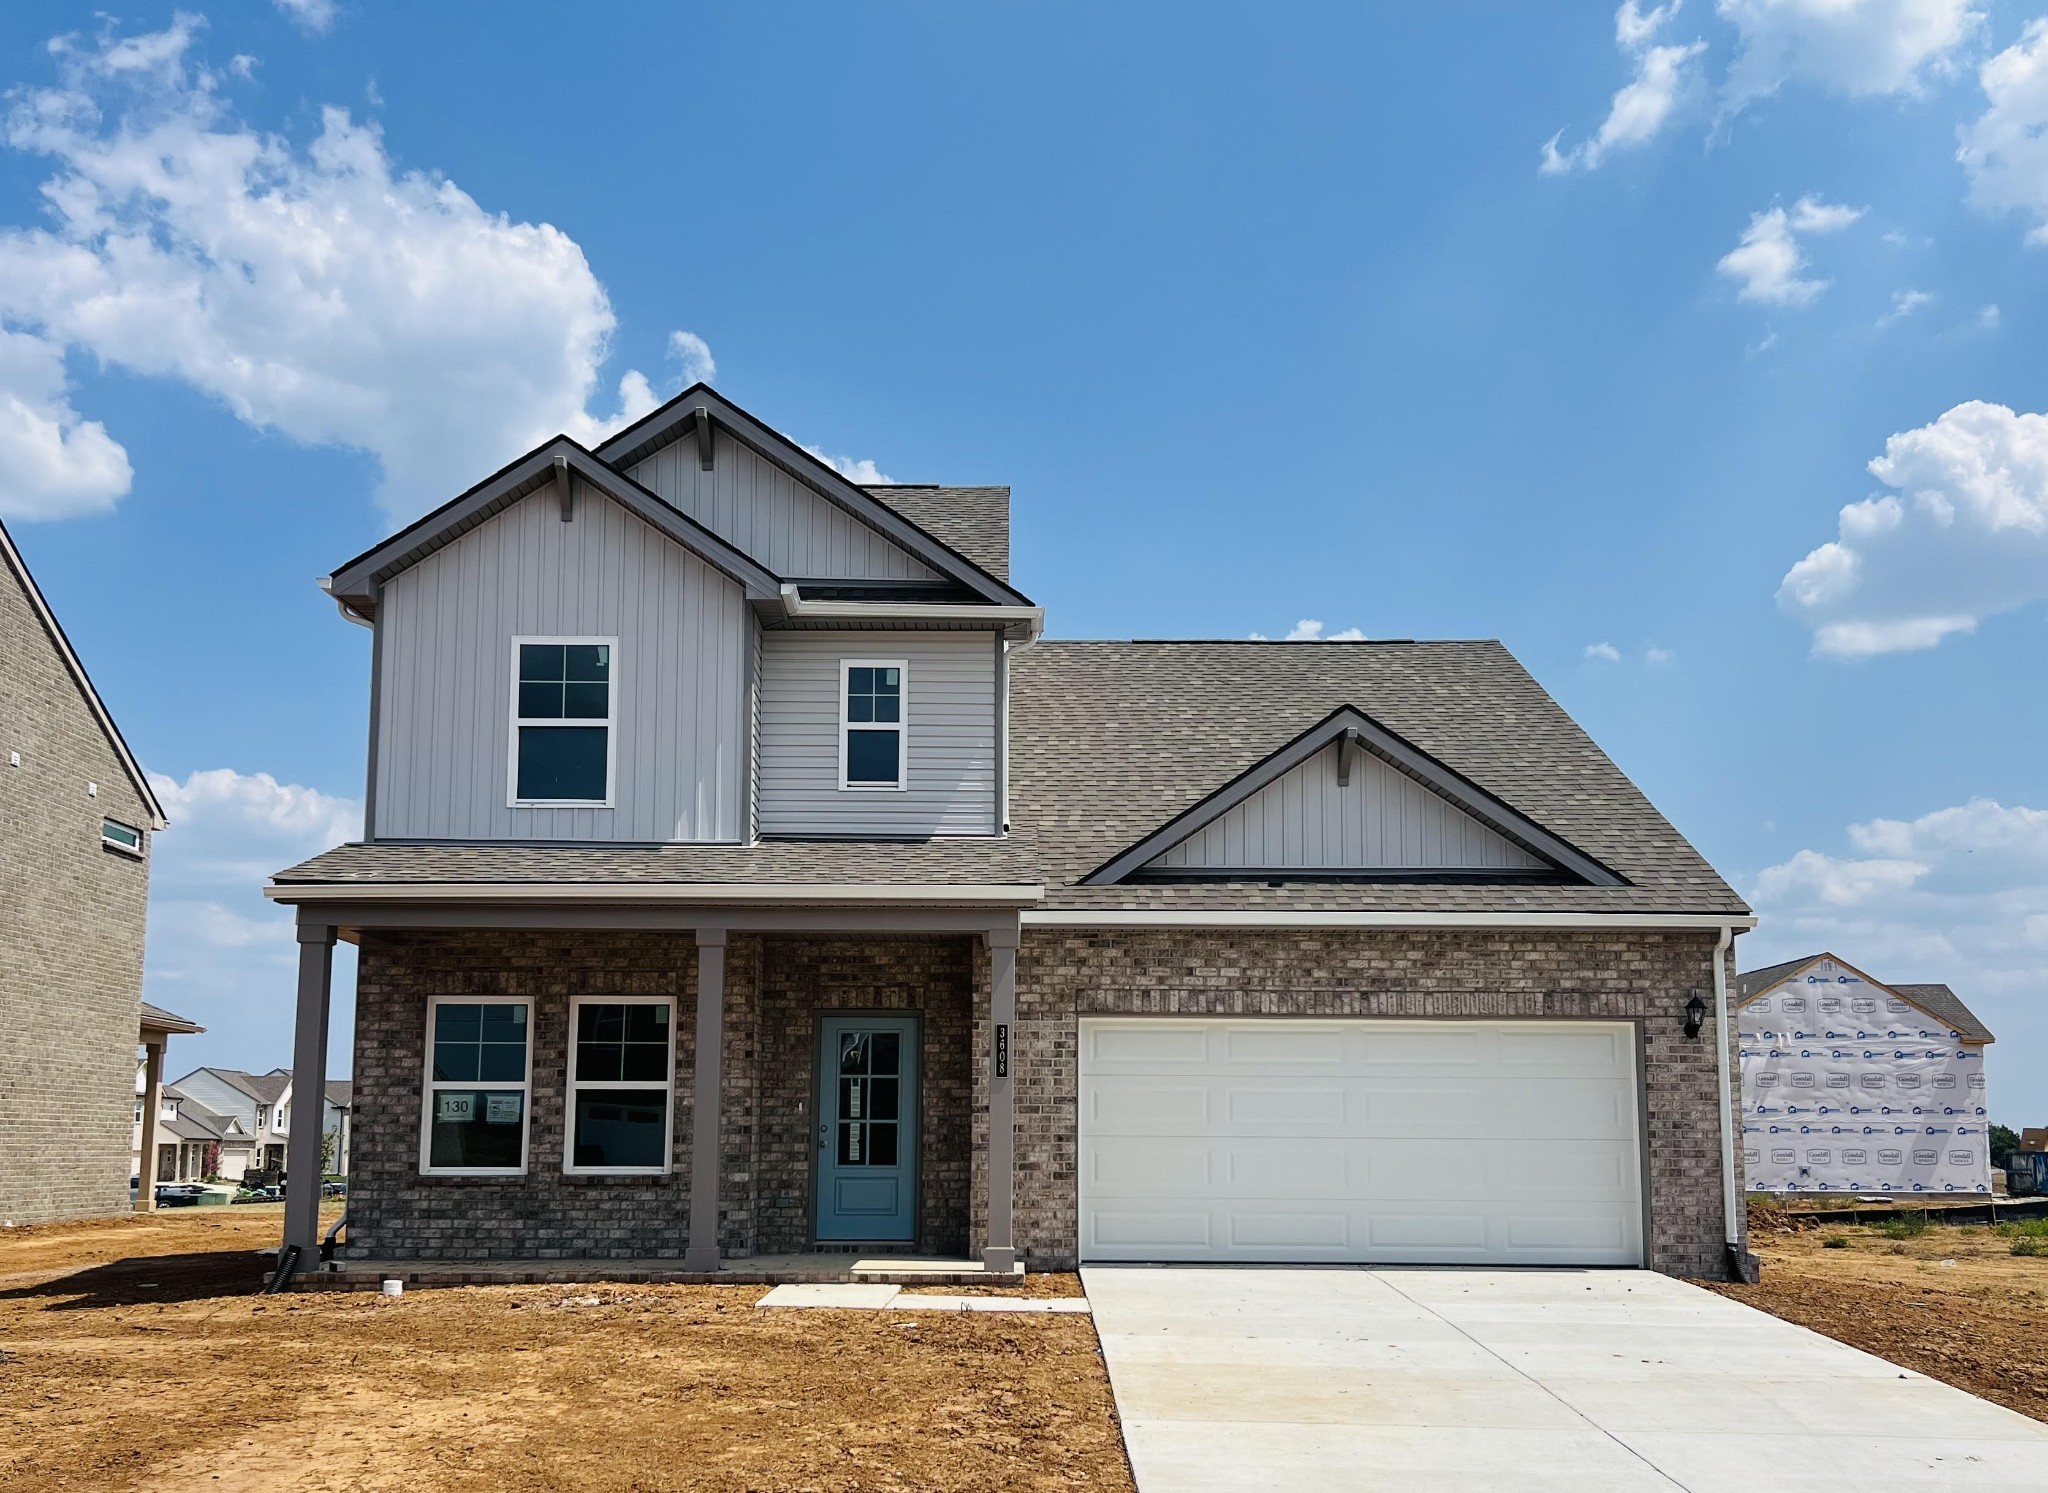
left=171, top=1067, right=292, bottom=1174
left=268, top=386, right=1755, bottom=1281
left=1, top=518, right=170, bottom=1224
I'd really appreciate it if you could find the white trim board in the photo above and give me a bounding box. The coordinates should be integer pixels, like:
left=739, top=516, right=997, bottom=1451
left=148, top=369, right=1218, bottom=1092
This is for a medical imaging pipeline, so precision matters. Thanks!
left=1021, top=910, right=1757, bottom=930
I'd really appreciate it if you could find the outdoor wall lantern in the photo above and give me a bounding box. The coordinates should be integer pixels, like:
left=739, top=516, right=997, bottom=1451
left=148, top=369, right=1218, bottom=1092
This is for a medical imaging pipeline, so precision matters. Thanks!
left=1683, top=994, right=1707, bottom=1039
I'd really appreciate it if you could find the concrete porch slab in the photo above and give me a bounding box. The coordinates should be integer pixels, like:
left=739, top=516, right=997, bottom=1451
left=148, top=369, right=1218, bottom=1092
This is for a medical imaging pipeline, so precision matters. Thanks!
left=757, top=1283, right=904, bottom=1308
left=298, top=1251, right=1024, bottom=1291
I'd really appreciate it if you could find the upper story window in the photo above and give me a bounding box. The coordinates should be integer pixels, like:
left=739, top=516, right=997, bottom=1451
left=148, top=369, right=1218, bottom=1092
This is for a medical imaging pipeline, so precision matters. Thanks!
left=102, top=818, right=144, bottom=857
left=511, top=639, right=615, bottom=807
left=841, top=660, right=905, bottom=790
left=254, top=1105, right=268, bottom=1129
left=420, top=998, right=531, bottom=1175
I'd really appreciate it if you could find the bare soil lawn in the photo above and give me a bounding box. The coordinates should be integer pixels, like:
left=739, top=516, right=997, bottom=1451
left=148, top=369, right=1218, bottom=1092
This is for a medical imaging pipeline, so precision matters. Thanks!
left=1708, top=1212, right=2048, bottom=1423
left=0, top=1209, right=1131, bottom=1492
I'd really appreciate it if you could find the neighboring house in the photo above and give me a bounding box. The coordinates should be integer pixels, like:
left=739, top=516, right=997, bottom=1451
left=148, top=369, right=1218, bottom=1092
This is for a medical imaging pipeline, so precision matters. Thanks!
left=267, top=385, right=1755, bottom=1280
left=134, top=1080, right=256, bottom=1183
left=1737, top=953, right=1994, bottom=1196
left=0, top=518, right=167, bottom=1225
left=134, top=1001, right=207, bottom=1194
left=171, top=1067, right=293, bottom=1172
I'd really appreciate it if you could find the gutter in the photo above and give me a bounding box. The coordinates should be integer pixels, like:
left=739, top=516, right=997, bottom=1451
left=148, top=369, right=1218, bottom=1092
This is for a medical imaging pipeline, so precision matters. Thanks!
left=1712, top=923, right=1758, bottom=1282
left=778, top=583, right=1044, bottom=642
left=1019, top=910, right=1760, bottom=930
left=266, top=881, right=1046, bottom=907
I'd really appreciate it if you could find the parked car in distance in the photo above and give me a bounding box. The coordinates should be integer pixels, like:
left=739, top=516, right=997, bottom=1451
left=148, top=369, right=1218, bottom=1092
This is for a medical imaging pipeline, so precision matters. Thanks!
left=154, top=1184, right=205, bottom=1206
left=321, top=1181, right=346, bottom=1197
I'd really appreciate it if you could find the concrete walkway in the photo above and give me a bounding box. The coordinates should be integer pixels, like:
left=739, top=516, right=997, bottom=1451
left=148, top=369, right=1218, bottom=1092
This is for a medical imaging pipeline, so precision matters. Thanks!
left=1082, top=1265, right=2048, bottom=1492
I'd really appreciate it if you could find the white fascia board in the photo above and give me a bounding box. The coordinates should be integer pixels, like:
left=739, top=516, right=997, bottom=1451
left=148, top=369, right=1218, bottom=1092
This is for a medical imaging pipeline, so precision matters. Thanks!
left=266, top=881, right=1045, bottom=906
left=778, top=584, right=1044, bottom=640
left=1019, top=910, right=1758, bottom=930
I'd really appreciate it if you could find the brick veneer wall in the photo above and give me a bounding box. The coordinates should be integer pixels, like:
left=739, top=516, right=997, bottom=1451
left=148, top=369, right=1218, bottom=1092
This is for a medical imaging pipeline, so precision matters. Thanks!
left=978, top=928, right=1744, bottom=1280
left=0, top=544, right=154, bottom=1225
left=345, top=929, right=971, bottom=1261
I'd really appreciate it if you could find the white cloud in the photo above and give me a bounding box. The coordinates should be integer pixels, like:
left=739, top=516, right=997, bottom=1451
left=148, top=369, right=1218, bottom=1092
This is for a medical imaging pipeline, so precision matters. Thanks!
left=1959, top=20, right=2048, bottom=244
left=1543, top=2, right=1707, bottom=174
left=0, top=17, right=677, bottom=524
left=1720, top=0, right=1982, bottom=110
left=1286, top=618, right=1368, bottom=642
left=1877, top=288, right=1934, bottom=326
left=0, top=327, right=132, bottom=518
left=1979, top=303, right=2002, bottom=329
left=272, top=0, right=337, bottom=34
left=1645, top=645, right=1675, bottom=664
left=668, top=330, right=715, bottom=387
left=143, top=766, right=363, bottom=1074
left=1585, top=641, right=1623, bottom=661
left=1716, top=196, right=1863, bottom=305
left=803, top=445, right=896, bottom=485
left=1778, top=400, right=2048, bottom=655
left=1748, top=798, right=2048, bottom=1117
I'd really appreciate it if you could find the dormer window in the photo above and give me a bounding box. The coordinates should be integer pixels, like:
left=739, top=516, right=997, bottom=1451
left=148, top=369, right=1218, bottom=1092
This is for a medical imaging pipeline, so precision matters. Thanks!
left=511, top=638, right=615, bottom=806
left=840, top=660, right=905, bottom=790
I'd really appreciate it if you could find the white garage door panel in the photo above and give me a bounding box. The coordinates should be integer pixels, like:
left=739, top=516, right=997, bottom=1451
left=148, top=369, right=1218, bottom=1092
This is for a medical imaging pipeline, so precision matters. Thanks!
left=1078, top=1018, right=1644, bottom=1267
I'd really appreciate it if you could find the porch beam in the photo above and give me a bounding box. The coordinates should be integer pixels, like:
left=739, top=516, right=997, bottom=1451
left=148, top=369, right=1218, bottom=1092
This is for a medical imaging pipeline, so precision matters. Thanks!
left=289, top=902, right=1019, bottom=936
left=134, top=1039, right=165, bottom=1211
left=283, top=925, right=336, bottom=1262
left=983, top=918, right=1019, bottom=1273
left=684, top=926, right=726, bottom=1272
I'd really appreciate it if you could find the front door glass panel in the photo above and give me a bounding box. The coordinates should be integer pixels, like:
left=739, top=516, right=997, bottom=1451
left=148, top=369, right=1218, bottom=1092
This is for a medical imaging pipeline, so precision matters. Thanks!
left=815, top=1017, right=918, bottom=1241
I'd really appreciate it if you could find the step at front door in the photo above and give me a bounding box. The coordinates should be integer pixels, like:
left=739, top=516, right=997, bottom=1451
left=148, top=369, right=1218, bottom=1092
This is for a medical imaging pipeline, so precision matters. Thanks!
left=815, top=1015, right=920, bottom=1243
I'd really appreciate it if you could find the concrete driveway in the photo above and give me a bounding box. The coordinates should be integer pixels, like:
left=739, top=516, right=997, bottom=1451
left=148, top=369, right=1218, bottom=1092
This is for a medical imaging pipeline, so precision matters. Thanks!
left=1081, top=1265, right=2048, bottom=1491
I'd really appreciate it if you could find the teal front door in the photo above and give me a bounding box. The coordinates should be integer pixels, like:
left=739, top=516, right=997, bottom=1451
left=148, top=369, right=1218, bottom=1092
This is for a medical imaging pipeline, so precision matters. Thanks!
left=815, top=1015, right=920, bottom=1242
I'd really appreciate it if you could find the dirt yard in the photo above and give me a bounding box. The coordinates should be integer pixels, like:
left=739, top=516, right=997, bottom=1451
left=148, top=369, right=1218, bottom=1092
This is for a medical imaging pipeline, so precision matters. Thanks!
left=0, top=1209, right=1131, bottom=1493
left=1711, top=1212, right=2048, bottom=1423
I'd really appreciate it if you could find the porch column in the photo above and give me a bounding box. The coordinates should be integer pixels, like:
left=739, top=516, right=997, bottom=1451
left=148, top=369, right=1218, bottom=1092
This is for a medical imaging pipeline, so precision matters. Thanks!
left=685, top=926, right=726, bottom=1272
left=283, top=924, right=336, bottom=1260
left=134, top=1038, right=165, bottom=1212
left=984, top=920, right=1018, bottom=1273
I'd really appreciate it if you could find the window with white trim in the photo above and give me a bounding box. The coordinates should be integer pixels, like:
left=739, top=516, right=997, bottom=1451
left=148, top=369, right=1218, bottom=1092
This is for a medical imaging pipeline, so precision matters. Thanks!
left=102, top=818, right=144, bottom=857
left=510, top=638, right=615, bottom=806
left=420, top=998, right=531, bottom=1175
left=565, top=997, right=675, bottom=1174
left=840, top=659, right=905, bottom=790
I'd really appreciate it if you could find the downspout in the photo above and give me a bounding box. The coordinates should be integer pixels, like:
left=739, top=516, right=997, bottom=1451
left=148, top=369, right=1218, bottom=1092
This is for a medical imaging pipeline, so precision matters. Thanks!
left=1713, top=924, right=1757, bottom=1282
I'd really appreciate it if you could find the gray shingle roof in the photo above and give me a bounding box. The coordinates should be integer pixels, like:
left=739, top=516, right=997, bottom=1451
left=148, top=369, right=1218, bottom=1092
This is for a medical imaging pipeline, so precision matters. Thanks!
left=326, top=1080, right=353, bottom=1108
left=275, top=639, right=1744, bottom=918
left=1890, top=983, right=1994, bottom=1044
left=1737, top=954, right=1994, bottom=1043
left=140, top=1001, right=204, bottom=1035
left=1009, top=641, right=1744, bottom=914
left=866, top=486, right=1011, bottom=582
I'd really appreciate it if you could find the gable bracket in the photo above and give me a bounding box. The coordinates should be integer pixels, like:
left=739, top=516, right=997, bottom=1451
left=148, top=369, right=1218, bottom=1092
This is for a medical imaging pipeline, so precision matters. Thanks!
left=695, top=409, right=715, bottom=470
left=555, top=455, right=573, bottom=522
left=1336, top=730, right=1358, bottom=788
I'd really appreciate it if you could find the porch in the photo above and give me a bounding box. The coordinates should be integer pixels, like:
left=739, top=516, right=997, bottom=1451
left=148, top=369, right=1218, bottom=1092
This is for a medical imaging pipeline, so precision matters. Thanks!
left=272, top=892, right=1029, bottom=1280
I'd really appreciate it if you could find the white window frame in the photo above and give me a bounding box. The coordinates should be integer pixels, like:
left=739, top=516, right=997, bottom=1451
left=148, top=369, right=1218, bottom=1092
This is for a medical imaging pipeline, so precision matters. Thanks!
left=563, top=995, right=678, bottom=1177
left=418, top=995, right=534, bottom=1177
left=838, top=658, right=908, bottom=792
left=101, top=818, right=145, bottom=857
left=507, top=635, right=619, bottom=809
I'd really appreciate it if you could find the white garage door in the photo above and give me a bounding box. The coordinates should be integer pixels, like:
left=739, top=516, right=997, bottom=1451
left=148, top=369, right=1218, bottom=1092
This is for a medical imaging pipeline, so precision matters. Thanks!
left=1078, top=1018, right=1644, bottom=1266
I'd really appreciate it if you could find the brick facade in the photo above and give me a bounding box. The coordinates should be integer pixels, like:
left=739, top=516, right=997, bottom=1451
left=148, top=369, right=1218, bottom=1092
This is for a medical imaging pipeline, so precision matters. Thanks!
left=0, top=540, right=155, bottom=1225
left=344, top=930, right=972, bottom=1261
left=980, top=927, right=1743, bottom=1278
left=347, top=925, right=1744, bottom=1279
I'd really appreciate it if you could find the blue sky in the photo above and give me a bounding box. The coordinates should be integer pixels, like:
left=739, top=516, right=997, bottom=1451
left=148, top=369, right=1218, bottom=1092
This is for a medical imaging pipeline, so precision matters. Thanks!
left=5, top=1, right=2048, bottom=1116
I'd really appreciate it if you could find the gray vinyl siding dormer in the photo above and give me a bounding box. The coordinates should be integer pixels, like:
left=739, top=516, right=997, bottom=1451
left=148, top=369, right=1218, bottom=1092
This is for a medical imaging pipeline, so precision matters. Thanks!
left=373, top=488, right=749, bottom=843
left=627, top=437, right=943, bottom=582
left=1145, top=739, right=1550, bottom=873
left=757, top=630, right=999, bottom=838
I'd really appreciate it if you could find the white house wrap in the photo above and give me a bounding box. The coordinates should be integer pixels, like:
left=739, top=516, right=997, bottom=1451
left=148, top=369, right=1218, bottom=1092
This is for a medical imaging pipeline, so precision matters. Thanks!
left=1737, top=956, right=1992, bottom=1197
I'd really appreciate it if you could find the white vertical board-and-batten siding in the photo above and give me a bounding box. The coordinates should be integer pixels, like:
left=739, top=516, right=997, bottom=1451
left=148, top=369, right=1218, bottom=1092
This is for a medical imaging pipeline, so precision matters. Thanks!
left=374, top=483, right=748, bottom=842
left=757, top=631, right=998, bottom=837
left=628, top=439, right=940, bottom=582
left=1147, top=740, right=1549, bottom=872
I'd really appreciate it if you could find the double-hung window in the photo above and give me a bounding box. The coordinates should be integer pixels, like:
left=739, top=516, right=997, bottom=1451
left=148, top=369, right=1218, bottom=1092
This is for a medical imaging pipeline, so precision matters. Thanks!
left=420, top=998, right=531, bottom=1175
left=565, top=997, right=675, bottom=1174
left=510, top=638, right=615, bottom=806
left=840, top=660, right=906, bottom=790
